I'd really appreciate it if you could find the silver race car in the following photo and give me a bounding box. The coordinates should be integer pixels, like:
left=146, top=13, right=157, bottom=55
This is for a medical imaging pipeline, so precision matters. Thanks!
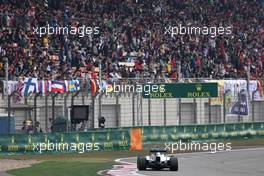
left=137, top=148, right=178, bottom=171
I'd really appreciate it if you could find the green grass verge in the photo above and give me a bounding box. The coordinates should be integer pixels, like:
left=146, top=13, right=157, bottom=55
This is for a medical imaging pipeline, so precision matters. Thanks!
left=8, top=161, right=114, bottom=176
left=5, top=151, right=147, bottom=176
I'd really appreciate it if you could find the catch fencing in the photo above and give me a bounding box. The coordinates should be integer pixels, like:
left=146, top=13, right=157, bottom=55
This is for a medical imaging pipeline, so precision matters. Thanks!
left=0, top=78, right=263, bottom=134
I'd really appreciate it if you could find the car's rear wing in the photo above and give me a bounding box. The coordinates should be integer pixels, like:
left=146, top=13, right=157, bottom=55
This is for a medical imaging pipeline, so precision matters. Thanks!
left=150, top=148, right=167, bottom=153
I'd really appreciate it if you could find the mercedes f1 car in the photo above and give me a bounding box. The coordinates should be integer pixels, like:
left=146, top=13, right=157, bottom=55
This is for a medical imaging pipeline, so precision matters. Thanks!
left=137, top=148, right=178, bottom=171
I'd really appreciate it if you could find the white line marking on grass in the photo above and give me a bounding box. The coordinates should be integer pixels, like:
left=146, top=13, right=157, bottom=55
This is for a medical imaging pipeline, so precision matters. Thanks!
left=105, top=158, right=146, bottom=176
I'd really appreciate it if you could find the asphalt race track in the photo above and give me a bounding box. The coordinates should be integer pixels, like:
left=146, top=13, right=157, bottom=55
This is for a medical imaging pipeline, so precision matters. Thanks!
left=121, top=148, right=264, bottom=176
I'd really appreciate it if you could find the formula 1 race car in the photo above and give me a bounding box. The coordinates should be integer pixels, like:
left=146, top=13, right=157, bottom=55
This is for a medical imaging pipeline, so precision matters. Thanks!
left=137, top=148, right=178, bottom=171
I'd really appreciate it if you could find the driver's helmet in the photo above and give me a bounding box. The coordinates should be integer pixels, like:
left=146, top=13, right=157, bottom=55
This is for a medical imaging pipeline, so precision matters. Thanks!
left=156, top=152, right=161, bottom=157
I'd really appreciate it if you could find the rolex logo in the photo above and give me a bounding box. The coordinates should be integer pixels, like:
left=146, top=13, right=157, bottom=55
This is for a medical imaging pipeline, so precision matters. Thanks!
left=196, top=83, right=202, bottom=91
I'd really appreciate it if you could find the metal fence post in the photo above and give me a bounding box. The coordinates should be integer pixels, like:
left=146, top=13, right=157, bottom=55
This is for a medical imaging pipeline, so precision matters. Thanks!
left=209, top=98, right=212, bottom=124
left=140, top=93, right=143, bottom=126
left=148, top=98, right=151, bottom=126
left=33, top=93, right=39, bottom=129
left=252, top=90, right=257, bottom=122
left=179, top=98, right=182, bottom=125
left=98, top=93, right=102, bottom=125
left=71, top=91, right=80, bottom=106
left=223, top=92, right=226, bottom=123
left=194, top=98, right=197, bottom=124
left=5, top=57, right=8, bottom=109
left=1, top=81, right=5, bottom=100
left=91, top=95, right=95, bottom=129
left=7, top=94, right=11, bottom=133
left=238, top=92, right=241, bottom=122
left=164, top=98, right=166, bottom=126
left=45, top=94, right=48, bottom=132
left=132, top=92, right=135, bottom=126
left=51, top=93, right=59, bottom=121
left=71, top=91, right=80, bottom=131
left=115, top=93, right=119, bottom=127
left=64, top=93, right=69, bottom=127
left=24, top=96, right=28, bottom=120
left=136, top=93, right=139, bottom=126
left=81, top=92, right=85, bottom=105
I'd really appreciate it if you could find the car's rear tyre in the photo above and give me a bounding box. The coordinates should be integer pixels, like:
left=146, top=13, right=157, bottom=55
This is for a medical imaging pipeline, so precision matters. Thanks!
left=137, top=156, right=147, bottom=170
left=170, top=157, right=178, bottom=171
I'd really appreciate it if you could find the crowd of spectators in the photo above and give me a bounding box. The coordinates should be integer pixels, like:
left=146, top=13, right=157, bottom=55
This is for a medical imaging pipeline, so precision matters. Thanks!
left=0, top=0, right=263, bottom=82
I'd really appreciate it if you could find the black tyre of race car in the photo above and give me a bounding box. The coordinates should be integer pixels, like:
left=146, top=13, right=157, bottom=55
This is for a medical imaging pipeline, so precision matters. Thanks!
left=169, top=157, right=179, bottom=171
left=137, top=156, right=147, bottom=170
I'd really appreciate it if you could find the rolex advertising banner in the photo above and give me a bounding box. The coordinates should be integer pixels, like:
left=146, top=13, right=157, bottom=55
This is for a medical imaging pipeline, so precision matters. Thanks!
left=224, top=80, right=249, bottom=116
left=142, top=83, right=218, bottom=99
left=0, top=130, right=130, bottom=155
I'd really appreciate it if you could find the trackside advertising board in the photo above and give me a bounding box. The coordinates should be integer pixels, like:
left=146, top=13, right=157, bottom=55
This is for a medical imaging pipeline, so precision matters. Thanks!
left=0, top=130, right=130, bottom=155
left=1, top=122, right=264, bottom=155
left=142, top=83, right=218, bottom=98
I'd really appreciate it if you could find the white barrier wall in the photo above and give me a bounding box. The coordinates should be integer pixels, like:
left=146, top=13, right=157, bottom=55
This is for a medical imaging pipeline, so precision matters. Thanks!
left=1, top=93, right=264, bottom=132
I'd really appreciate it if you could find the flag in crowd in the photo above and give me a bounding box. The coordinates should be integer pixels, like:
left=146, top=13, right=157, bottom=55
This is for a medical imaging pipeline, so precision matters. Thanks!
left=23, top=78, right=38, bottom=96
left=7, top=81, right=16, bottom=95
left=51, top=80, right=68, bottom=93
left=15, top=80, right=24, bottom=102
left=3, top=79, right=264, bottom=107
left=38, top=80, right=48, bottom=96
left=91, top=79, right=108, bottom=94
left=4, top=78, right=82, bottom=99
left=68, top=80, right=80, bottom=92
left=90, top=79, right=98, bottom=96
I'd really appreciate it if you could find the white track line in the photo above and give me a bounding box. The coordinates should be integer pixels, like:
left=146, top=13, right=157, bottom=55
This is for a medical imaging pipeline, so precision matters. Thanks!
left=104, top=158, right=145, bottom=176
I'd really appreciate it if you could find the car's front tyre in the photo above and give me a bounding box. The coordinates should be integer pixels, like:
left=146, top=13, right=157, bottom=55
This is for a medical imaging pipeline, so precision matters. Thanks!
left=137, top=156, right=147, bottom=170
left=169, top=157, right=178, bottom=171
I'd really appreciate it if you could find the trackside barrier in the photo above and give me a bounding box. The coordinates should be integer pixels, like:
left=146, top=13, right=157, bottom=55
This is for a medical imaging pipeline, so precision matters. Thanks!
left=87, top=122, right=264, bottom=144
left=139, top=122, right=264, bottom=144
left=1, top=122, right=264, bottom=155
left=0, top=130, right=130, bottom=155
